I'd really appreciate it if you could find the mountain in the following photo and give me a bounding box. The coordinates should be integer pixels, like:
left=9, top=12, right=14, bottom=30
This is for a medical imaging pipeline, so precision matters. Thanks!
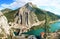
left=1, top=8, right=12, bottom=14
left=3, top=2, right=60, bottom=25
left=4, top=9, right=19, bottom=22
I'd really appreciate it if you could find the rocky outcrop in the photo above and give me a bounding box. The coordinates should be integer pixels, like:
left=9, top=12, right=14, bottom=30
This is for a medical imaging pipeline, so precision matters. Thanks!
left=15, top=2, right=39, bottom=28
left=0, top=11, right=10, bottom=35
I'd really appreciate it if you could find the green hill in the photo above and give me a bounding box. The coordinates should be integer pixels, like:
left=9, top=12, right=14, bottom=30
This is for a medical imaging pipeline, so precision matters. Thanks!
left=4, top=9, right=19, bottom=22
left=1, top=8, right=12, bottom=14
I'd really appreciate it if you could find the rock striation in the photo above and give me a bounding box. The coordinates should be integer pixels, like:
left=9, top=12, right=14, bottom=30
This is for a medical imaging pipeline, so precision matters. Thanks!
left=15, top=2, right=39, bottom=28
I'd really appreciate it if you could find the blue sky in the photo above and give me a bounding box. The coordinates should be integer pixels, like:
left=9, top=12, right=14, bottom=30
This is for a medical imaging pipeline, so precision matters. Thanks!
left=0, top=0, right=13, bottom=4
left=0, top=0, right=60, bottom=15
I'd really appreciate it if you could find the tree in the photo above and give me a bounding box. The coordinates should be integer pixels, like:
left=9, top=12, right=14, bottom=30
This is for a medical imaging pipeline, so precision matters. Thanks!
left=44, top=12, right=51, bottom=39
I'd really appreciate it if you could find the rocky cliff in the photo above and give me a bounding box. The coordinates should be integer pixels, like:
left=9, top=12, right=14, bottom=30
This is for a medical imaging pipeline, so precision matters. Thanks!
left=14, top=2, right=60, bottom=28
left=15, top=2, right=39, bottom=28
left=0, top=11, right=10, bottom=35
left=3, top=2, right=60, bottom=31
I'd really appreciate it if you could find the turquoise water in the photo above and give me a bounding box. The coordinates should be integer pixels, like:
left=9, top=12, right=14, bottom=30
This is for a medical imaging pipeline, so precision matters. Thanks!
left=50, top=21, right=60, bottom=32
left=24, top=29, right=44, bottom=36
left=24, top=21, right=60, bottom=36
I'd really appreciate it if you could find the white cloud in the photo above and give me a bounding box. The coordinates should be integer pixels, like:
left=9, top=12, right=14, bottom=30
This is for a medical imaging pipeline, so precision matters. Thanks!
left=0, top=0, right=60, bottom=15
left=0, top=7, right=5, bottom=10
left=1, top=0, right=60, bottom=9
left=1, top=2, right=20, bottom=9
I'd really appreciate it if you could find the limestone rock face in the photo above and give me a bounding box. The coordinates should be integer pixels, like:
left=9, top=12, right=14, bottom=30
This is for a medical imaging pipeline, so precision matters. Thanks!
left=0, top=11, right=10, bottom=35
left=15, top=2, right=39, bottom=28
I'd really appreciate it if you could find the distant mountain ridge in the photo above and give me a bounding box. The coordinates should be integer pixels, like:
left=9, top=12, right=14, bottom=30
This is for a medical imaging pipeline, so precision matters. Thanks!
left=1, top=8, right=12, bottom=14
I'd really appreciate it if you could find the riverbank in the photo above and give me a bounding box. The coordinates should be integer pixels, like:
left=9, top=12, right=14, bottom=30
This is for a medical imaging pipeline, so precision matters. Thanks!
left=32, top=19, right=59, bottom=27
left=46, top=31, right=60, bottom=39
left=49, top=19, right=60, bottom=24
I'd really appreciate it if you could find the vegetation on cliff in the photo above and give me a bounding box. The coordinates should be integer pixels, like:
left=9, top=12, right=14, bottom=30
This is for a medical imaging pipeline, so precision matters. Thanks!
left=3, top=8, right=60, bottom=22
left=3, top=2, right=60, bottom=22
